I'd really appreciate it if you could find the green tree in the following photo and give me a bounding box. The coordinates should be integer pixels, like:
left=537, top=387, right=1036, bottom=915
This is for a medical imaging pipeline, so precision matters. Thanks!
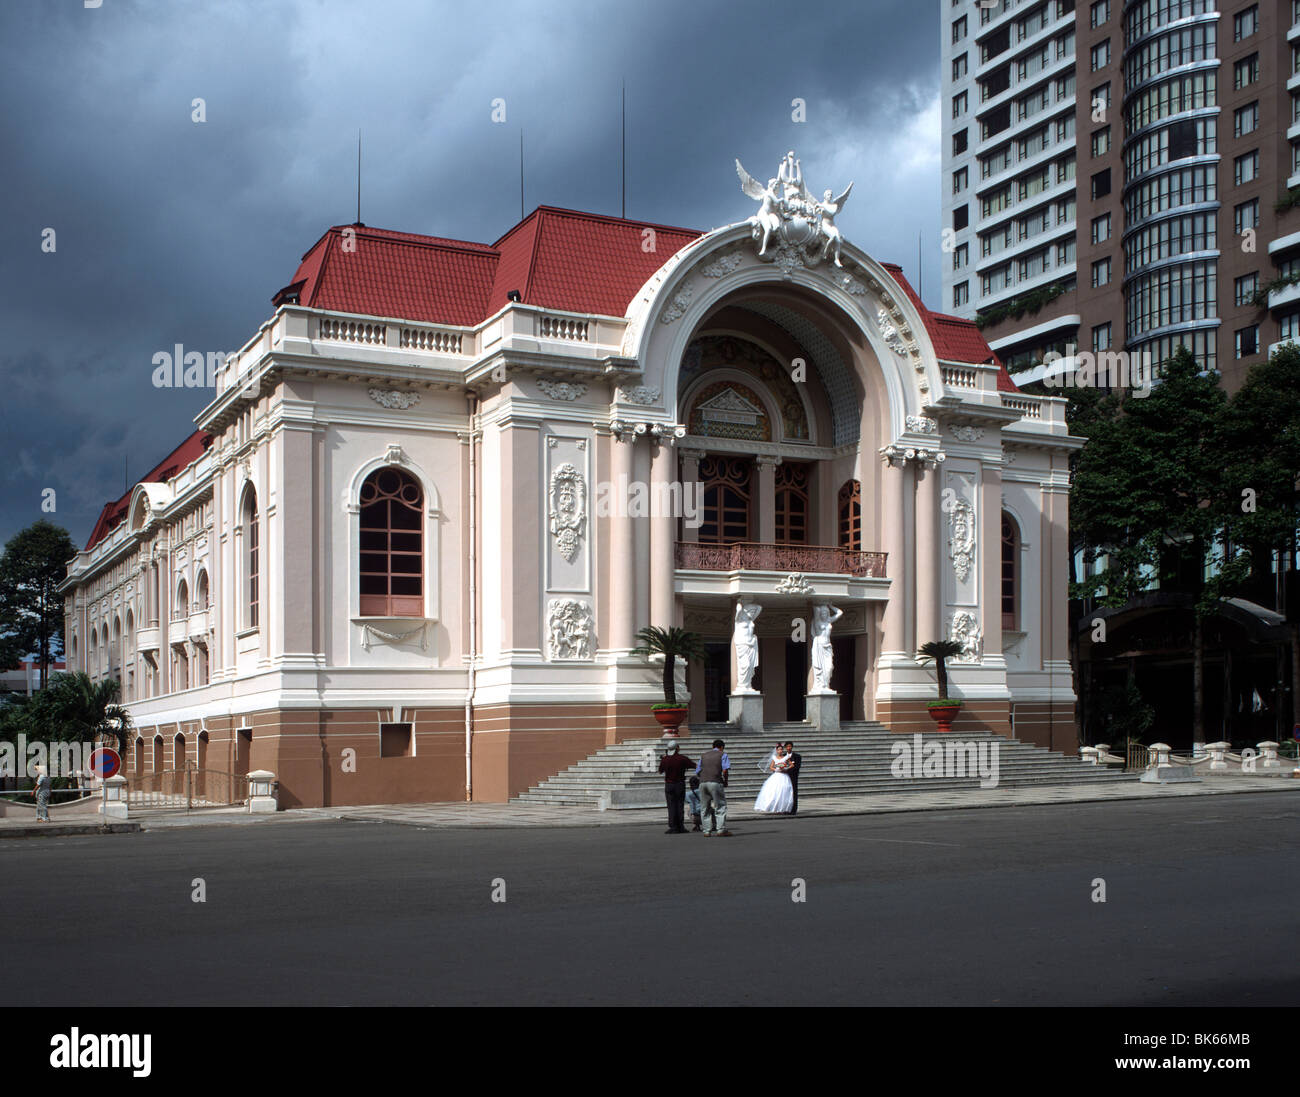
left=1223, top=345, right=1300, bottom=725
left=0, top=521, right=77, bottom=688
left=633, top=626, right=706, bottom=706
left=917, top=639, right=964, bottom=703
left=1068, top=349, right=1234, bottom=743
left=40, top=672, right=133, bottom=756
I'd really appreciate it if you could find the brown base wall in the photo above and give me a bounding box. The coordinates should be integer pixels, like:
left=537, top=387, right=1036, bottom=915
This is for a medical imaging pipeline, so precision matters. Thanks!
left=875, top=698, right=1078, bottom=755
left=1009, top=702, right=1079, bottom=755
left=128, top=701, right=663, bottom=809
left=876, top=699, right=1013, bottom=739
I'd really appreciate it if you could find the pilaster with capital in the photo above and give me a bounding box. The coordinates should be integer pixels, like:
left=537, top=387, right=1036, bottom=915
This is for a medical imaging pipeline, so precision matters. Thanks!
left=913, top=453, right=942, bottom=651
left=608, top=429, right=637, bottom=652
left=979, top=461, right=1003, bottom=661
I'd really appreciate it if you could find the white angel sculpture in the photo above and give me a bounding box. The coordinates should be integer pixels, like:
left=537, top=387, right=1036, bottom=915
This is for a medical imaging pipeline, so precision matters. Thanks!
left=817, top=183, right=854, bottom=267
left=735, top=160, right=782, bottom=256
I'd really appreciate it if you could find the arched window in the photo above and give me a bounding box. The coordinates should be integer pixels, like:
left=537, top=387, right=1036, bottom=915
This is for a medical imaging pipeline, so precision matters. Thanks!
left=89, top=628, right=98, bottom=679
left=774, top=463, right=811, bottom=545
left=242, top=488, right=259, bottom=629
left=152, top=734, right=165, bottom=773
left=175, top=579, right=189, bottom=621
left=359, top=468, right=424, bottom=616
left=174, top=733, right=187, bottom=769
left=1002, top=513, right=1018, bottom=630
left=838, top=480, right=862, bottom=550
left=111, top=617, right=121, bottom=682
left=195, top=570, right=209, bottom=611
left=698, top=456, right=752, bottom=544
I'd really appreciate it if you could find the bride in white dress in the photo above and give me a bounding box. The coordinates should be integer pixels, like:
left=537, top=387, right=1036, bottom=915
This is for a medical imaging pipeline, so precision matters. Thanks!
left=754, top=745, right=795, bottom=814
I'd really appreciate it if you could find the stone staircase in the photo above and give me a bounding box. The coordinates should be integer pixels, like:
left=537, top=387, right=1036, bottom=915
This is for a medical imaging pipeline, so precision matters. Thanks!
left=513, top=721, right=1137, bottom=809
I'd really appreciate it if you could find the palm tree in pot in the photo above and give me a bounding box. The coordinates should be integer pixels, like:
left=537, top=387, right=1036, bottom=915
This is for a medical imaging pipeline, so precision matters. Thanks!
left=633, top=626, right=706, bottom=732
left=916, top=639, right=964, bottom=731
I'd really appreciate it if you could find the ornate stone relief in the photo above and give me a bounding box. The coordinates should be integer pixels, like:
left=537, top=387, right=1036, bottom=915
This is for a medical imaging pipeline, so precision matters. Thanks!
left=950, top=425, right=985, bottom=442
left=948, top=498, right=976, bottom=583
left=536, top=380, right=587, bottom=401
left=547, top=598, right=594, bottom=660
left=369, top=388, right=421, bottom=410
left=835, top=270, right=869, bottom=296
left=548, top=463, right=587, bottom=563
left=906, top=415, right=937, bottom=435
left=875, top=308, right=906, bottom=358
left=700, top=250, right=744, bottom=278
left=618, top=385, right=661, bottom=405
left=660, top=282, right=693, bottom=324
left=774, top=573, right=813, bottom=594
left=948, top=611, right=983, bottom=664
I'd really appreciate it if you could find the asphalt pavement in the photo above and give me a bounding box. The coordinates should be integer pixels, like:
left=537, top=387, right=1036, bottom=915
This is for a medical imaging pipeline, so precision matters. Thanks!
left=2, top=791, right=1297, bottom=1006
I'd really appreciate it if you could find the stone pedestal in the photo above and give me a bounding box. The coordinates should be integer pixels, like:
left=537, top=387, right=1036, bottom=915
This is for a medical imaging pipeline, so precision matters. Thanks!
left=805, top=692, right=840, bottom=733
left=248, top=769, right=279, bottom=814
left=103, top=775, right=128, bottom=820
left=728, top=693, right=764, bottom=734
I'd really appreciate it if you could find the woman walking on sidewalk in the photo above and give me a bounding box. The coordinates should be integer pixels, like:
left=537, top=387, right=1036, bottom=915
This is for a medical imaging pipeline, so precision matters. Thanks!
left=33, top=764, right=51, bottom=822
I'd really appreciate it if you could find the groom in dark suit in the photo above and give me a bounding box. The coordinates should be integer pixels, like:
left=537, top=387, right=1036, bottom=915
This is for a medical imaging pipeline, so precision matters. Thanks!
left=783, top=741, right=802, bottom=815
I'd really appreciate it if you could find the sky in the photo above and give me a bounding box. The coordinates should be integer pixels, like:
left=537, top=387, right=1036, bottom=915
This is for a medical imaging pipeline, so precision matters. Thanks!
left=0, top=0, right=943, bottom=554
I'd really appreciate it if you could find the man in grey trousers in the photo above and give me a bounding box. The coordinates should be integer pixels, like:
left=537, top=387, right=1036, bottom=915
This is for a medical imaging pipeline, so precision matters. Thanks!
left=696, top=739, right=731, bottom=837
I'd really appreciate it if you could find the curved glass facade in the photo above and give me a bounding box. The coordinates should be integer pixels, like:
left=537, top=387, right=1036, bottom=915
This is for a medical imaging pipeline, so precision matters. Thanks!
left=1120, top=0, right=1220, bottom=369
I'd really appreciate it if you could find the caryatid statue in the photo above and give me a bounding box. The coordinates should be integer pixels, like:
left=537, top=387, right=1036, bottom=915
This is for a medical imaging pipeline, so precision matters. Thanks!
left=732, top=600, right=763, bottom=694
left=810, top=604, right=844, bottom=693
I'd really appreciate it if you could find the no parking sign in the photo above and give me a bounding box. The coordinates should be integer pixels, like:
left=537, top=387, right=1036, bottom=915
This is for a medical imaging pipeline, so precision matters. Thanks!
left=88, top=747, right=120, bottom=779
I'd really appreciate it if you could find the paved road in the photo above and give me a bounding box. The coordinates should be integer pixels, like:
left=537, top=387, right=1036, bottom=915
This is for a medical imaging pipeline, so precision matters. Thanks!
left=2, top=792, right=1297, bottom=1006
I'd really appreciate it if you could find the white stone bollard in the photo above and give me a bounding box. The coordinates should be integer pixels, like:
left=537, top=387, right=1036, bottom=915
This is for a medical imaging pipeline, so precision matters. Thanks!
left=103, top=775, right=129, bottom=820
left=1149, top=742, right=1172, bottom=768
left=1079, top=747, right=1100, bottom=765
left=1258, top=742, right=1282, bottom=770
left=1206, top=742, right=1229, bottom=771
left=247, top=770, right=278, bottom=814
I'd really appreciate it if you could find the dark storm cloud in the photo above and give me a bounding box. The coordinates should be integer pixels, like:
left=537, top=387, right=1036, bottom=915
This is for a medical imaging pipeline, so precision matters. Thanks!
left=0, top=0, right=940, bottom=550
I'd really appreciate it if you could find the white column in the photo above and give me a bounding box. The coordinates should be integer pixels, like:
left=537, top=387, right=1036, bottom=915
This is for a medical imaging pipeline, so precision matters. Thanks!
left=879, top=454, right=909, bottom=656
left=649, top=439, right=676, bottom=630
left=914, top=457, right=941, bottom=650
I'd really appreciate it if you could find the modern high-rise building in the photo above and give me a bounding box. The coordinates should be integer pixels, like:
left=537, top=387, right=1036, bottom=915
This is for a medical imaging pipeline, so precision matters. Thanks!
left=941, top=0, right=1080, bottom=348
left=942, top=0, right=1300, bottom=393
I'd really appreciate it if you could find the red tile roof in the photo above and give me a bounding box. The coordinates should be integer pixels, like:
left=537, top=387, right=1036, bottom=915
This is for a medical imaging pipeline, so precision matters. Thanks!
left=881, top=263, right=1017, bottom=392
left=277, top=208, right=702, bottom=326
left=489, top=207, right=702, bottom=316
left=274, top=212, right=1012, bottom=390
left=85, top=430, right=212, bottom=551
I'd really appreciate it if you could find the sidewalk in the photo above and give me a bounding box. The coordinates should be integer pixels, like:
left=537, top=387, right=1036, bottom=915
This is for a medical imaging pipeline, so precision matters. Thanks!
left=2, top=774, right=1295, bottom=836
left=321, top=773, right=1300, bottom=830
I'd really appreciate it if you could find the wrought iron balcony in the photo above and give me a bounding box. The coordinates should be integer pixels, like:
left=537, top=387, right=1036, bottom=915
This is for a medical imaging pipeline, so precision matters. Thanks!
left=675, top=542, right=886, bottom=578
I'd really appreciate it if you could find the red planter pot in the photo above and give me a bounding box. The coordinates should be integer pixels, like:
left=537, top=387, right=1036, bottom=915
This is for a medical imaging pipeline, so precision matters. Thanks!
left=653, top=708, right=689, bottom=732
left=927, top=704, right=962, bottom=733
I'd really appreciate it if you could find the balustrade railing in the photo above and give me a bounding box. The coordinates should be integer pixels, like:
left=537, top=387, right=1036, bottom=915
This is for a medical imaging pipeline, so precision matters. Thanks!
left=675, top=542, right=886, bottom=578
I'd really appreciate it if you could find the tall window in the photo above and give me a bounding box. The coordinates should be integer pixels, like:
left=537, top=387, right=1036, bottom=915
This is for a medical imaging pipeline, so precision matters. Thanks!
left=242, top=488, right=259, bottom=630
left=359, top=468, right=424, bottom=617
left=774, top=463, right=811, bottom=545
left=1001, top=514, right=1018, bottom=630
left=838, top=481, right=862, bottom=551
left=698, top=457, right=752, bottom=544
